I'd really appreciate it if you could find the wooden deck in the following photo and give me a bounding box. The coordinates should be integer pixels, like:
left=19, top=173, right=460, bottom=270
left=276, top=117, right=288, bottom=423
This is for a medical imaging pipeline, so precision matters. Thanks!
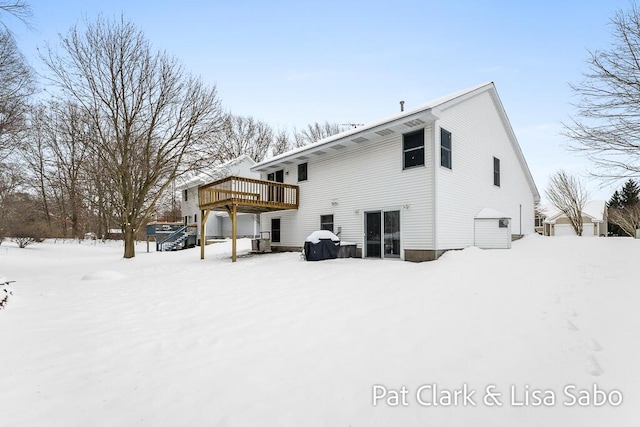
left=198, top=176, right=299, bottom=213
left=198, top=176, right=299, bottom=262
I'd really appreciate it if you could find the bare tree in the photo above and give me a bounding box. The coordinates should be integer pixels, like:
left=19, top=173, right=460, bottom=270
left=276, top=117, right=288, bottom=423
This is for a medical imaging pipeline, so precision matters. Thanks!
left=213, top=113, right=273, bottom=162
left=83, top=152, right=119, bottom=240
left=293, top=121, right=345, bottom=147
left=564, top=5, right=640, bottom=179
left=41, top=16, right=223, bottom=258
left=20, top=104, right=56, bottom=228
left=39, top=101, right=92, bottom=238
left=608, top=204, right=640, bottom=236
left=0, top=28, right=34, bottom=159
left=0, top=160, right=23, bottom=242
left=0, top=1, right=31, bottom=28
left=271, top=129, right=292, bottom=156
left=545, top=170, right=589, bottom=236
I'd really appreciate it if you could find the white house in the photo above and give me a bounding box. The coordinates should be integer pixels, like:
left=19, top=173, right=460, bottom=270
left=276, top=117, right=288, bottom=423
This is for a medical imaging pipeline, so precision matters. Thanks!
left=177, top=155, right=260, bottom=242
left=250, top=82, right=540, bottom=261
left=538, top=201, right=607, bottom=237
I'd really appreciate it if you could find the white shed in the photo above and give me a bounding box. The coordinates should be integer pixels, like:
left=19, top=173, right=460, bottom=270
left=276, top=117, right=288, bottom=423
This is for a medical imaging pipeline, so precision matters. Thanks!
left=474, top=208, right=512, bottom=249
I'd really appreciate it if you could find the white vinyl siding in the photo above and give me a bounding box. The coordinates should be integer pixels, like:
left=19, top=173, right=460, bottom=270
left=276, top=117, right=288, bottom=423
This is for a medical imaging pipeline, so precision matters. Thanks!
left=474, top=218, right=511, bottom=249
left=221, top=213, right=258, bottom=238
left=435, top=91, right=535, bottom=250
left=260, top=127, right=435, bottom=254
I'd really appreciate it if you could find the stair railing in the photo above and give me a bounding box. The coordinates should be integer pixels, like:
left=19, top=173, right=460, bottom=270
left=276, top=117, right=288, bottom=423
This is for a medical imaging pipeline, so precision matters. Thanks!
left=157, top=226, right=188, bottom=252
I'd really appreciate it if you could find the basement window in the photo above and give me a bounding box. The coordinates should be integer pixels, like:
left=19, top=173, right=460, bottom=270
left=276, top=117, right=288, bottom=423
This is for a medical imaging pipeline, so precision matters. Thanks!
left=403, top=129, right=425, bottom=169
left=320, top=215, right=334, bottom=233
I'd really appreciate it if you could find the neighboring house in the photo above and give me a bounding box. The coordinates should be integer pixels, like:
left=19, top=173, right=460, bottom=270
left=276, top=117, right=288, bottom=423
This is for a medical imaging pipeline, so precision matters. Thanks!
left=250, top=82, right=540, bottom=261
left=177, top=155, right=260, bottom=242
left=534, top=209, right=546, bottom=235
left=539, top=201, right=608, bottom=237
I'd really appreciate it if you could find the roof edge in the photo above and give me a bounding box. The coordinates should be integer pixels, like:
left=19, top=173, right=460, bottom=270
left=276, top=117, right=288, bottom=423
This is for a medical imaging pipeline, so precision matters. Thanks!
left=252, top=82, right=494, bottom=171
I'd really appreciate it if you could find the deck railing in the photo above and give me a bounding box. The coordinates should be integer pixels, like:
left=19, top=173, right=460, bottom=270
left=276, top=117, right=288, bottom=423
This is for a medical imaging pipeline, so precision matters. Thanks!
left=198, top=176, right=299, bottom=211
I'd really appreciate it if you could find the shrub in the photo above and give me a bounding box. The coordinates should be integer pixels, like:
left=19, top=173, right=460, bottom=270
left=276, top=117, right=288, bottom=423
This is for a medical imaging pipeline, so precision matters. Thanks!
left=10, top=225, right=45, bottom=248
left=12, top=235, right=37, bottom=248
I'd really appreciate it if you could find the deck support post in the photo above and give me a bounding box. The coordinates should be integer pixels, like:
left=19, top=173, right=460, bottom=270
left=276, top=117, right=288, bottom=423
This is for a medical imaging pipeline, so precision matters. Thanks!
left=200, top=209, right=210, bottom=260
left=231, top=203, right=238, bottom=262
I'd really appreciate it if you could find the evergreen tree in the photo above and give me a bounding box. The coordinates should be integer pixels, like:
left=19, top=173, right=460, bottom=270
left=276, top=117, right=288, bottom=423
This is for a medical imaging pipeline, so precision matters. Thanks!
left=607, top=179, right=640, bottom=236
left=608, top=190, right=623, bottom=208
left=620, top=179, right=640, bottom=207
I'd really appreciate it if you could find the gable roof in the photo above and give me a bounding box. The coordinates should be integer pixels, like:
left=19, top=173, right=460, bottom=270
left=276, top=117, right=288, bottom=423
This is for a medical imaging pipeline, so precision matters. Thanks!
left=540, top=200, right=607, bottom=223
left=176, top=155, right=256, bottom=191
left=252, top=82, right=540, bottom=202
left=538, top=204, right=562, bottom=220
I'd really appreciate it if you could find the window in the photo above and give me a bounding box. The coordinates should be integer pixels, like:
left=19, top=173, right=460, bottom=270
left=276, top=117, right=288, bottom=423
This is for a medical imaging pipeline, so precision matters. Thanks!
left=499, top=218, right=509, bottom=228
left=271, top=218, right=281, bottom=243
left=403, top=129, right=425, bottom=169
left=267, top=170, right=284, bottom=183
left=183, top=189, right=188, bottom=201
left=268, top=169, right=284, bottom=202
left=493, top=157, right=501, bottom=187
left=320, top=215, right=334, bottom=232
left=440, top=128, right=452, bottom=169
left=298, top=163, right=308, bottom=182
left=535, top=216, right=545, bottom=227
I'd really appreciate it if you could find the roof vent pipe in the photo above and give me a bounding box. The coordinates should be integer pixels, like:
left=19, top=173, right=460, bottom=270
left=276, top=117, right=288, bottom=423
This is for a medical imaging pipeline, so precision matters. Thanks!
left=400, top=100, right=405, bottom=112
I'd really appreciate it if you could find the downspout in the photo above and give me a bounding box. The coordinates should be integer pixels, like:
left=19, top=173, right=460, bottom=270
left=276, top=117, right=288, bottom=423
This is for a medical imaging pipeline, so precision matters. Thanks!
left=432, top=121, right=438, bottom=253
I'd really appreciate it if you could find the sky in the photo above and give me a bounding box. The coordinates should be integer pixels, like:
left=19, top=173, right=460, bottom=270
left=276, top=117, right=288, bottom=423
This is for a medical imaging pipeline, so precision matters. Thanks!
left=6, top=0, right=638, bottom=201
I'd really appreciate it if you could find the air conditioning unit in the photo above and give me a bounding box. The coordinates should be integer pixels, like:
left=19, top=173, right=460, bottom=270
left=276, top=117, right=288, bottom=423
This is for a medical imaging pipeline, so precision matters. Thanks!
left=252, top=231, right=272, bottom=253
left=260, top=231, right=271, bottom=253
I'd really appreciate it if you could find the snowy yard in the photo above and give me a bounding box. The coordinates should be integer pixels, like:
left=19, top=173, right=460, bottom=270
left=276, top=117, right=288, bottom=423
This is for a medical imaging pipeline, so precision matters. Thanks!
left=0, top=235, right=639, bottom=426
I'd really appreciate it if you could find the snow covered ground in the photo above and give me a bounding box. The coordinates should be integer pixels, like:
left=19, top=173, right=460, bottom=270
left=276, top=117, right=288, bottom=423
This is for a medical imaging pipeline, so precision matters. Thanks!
left=0, top=235, right=639, bottom=426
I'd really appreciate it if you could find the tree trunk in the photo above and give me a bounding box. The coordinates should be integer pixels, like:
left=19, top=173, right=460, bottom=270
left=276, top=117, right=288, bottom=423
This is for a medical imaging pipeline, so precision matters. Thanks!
left=123, top=225, right=136, bottom=258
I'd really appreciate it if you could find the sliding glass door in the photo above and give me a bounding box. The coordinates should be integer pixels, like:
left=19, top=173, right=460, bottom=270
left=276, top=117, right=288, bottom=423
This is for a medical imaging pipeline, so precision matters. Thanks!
left=384, top=210, right=400, bottom=258
left=365, top=210, right=400, bottom=259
